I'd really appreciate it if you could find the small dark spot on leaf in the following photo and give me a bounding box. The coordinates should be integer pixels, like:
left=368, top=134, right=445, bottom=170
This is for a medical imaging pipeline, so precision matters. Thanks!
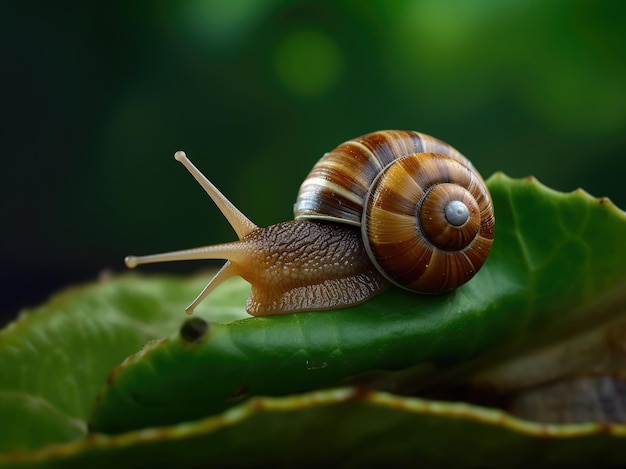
left=180, top=317, right=209, bottom=343
left=226, top=383, right=250, bottom=404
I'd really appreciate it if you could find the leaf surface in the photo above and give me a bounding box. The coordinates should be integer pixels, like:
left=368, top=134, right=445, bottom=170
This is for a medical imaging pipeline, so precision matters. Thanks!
left=1, top=173, right=625, bottom=466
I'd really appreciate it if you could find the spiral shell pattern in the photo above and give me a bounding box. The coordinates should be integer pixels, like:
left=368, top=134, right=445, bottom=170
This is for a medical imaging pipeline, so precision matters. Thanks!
left=294, top=130, right=494, bottom=293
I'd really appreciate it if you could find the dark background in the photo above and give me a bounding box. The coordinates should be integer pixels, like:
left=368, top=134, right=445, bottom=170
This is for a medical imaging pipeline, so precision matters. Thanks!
left=2, top=1, right=625, bottom=323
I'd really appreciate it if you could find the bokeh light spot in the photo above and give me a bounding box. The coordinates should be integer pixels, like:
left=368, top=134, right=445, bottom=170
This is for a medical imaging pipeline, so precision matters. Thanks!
left=177, top=0, right=275, bottom=49
left=274, top=30, right=343, bottom=98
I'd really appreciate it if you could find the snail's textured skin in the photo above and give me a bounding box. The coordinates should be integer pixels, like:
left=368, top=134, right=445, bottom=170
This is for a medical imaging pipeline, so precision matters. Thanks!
left=237, top=220, right=388, bottom=315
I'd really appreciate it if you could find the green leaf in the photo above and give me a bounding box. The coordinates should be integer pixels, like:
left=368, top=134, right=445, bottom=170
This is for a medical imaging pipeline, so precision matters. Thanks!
left=1, top=173, right=626, bottom=466
left=90, top=174, right=626, bottom=432
left=0, top=275, right=250, bottom=452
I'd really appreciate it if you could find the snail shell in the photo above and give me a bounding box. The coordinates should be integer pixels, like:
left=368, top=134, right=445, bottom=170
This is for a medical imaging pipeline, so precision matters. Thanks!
left=294, top=130, right=494, bottom=293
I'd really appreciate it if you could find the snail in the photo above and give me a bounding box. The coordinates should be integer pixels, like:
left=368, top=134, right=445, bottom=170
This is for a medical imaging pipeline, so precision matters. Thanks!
left=125, top=130, right=495, bottom=316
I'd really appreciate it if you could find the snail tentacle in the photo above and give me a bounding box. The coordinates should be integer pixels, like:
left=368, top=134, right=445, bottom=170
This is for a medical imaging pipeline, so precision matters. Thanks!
left=174, top=151, right=258, bottom=239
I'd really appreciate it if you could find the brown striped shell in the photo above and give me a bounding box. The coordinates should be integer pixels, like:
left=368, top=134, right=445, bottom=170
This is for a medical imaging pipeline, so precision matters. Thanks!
left=294, top=130, right=495, bottom=293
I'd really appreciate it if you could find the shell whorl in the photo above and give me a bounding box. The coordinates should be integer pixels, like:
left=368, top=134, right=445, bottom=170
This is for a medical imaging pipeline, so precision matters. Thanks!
left=294, top=130, right=495, bottom=293
left=293, top=130, right=476, bottom=225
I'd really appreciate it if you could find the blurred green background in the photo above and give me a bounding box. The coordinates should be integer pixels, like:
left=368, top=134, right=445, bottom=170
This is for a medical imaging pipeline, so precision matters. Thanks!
left=2, top=1, right=625, bottom=321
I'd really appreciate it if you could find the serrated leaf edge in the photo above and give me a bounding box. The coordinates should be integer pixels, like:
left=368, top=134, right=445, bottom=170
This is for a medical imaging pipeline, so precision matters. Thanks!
left=488, top=172, right=626, bottom=218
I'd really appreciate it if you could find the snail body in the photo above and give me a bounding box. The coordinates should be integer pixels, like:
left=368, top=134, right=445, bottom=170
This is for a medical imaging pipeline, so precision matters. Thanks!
left=125, top=130, right=495, bottom=316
